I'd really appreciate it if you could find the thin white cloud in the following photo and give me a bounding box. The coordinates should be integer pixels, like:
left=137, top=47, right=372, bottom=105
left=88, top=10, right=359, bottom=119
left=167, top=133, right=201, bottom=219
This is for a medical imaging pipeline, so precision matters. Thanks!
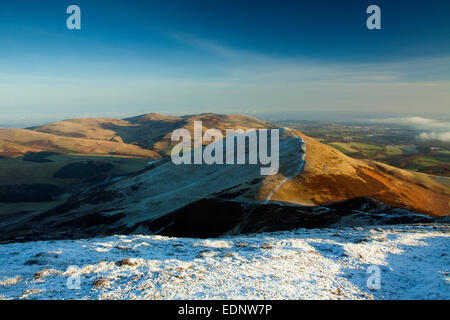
left=369, top=117, right=450, bottom=142
left=369, top=117, right=450, bottom=131
left=419, top=131, right=450, bottom=142
left=170, top=33, right=250, bottom=59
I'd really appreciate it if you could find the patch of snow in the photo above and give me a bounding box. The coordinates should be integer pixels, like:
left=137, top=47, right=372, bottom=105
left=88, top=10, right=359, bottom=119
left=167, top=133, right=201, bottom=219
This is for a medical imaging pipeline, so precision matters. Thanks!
left=0, top=224, right=448, bottom=300
left=147, top=159, right=163, bottom=166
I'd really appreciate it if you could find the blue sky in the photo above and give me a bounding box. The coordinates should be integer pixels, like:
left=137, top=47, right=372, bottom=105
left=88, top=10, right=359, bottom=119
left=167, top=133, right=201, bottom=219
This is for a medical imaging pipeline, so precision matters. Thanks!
left=0, top=0, right=449, bottom=125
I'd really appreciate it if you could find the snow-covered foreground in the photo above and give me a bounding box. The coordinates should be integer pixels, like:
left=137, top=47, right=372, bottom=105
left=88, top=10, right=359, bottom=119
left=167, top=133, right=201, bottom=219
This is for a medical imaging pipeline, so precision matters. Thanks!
left=0, top=224, right=448, bottom=300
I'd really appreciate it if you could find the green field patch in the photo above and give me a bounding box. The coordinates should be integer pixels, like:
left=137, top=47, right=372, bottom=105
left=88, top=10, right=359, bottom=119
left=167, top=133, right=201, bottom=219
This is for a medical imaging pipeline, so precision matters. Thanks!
left=411, top=156, right=440, bottom=165
left=328, top=142, right=383, bottom=157
left=432, top=152, right=450, bottom=163
left=384, top=146, right=404, bottom=156
left=328, top=143, right=358, bottom=154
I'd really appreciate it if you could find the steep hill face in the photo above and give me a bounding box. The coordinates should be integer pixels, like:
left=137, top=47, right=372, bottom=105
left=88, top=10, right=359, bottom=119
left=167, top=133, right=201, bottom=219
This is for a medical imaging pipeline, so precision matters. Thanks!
left=267, top=130, right=450, bottom=217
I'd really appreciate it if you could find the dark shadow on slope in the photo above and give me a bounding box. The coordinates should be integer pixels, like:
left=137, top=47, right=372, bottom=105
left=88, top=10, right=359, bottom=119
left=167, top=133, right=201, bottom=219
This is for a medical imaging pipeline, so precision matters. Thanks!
left=138, top=197, right=436, bottom=238
left=0, top=196, right=441, bottom=244
left=0, top=184, right=64, bottom=203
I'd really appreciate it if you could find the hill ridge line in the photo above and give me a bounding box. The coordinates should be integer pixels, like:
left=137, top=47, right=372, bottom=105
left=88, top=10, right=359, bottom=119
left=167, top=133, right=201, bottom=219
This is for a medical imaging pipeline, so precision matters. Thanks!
left=265, top=127, right=306, bottom=203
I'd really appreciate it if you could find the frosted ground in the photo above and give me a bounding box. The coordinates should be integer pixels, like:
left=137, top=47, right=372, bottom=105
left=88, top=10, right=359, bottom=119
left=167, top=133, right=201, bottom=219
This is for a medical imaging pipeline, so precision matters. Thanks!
left=0, top=224, right=448, bottom=300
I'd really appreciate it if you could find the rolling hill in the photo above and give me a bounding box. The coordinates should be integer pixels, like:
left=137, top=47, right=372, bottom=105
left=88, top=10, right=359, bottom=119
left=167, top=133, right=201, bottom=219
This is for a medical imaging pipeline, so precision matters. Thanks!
left=0, top=113, right=448, bottom=242
left=27, top=113, right=274, bottom=155
left=0, top=128, right=160, bottom=159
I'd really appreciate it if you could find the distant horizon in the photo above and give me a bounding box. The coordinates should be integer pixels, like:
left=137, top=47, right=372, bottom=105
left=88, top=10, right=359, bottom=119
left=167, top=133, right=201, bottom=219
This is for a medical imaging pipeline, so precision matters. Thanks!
left=1, top=109, right=450, bottom=130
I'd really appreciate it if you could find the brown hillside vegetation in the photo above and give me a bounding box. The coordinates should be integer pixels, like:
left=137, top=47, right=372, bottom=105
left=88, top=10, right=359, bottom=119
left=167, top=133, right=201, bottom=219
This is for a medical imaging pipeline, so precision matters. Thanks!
left=0, top=140, right=41, bottom=157
left=268, top=130, right=450, bottom=217
left=0, top=114, right=449, bottom=243
left=0, top=128, right=159, bottom=158
left=31, top=118, right=136, bottom=141
left=34, top=113, right=274, bottom=154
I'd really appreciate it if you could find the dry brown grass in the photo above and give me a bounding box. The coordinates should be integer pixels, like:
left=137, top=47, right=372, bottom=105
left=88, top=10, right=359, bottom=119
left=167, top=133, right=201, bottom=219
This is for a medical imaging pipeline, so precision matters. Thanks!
left=117, top=258, right=140, bottom=267
left=0, top=128, right=159, bottom=158
left=268, top=130, right=450, bottom=217
left=93, top=278, right=110, bottom=288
